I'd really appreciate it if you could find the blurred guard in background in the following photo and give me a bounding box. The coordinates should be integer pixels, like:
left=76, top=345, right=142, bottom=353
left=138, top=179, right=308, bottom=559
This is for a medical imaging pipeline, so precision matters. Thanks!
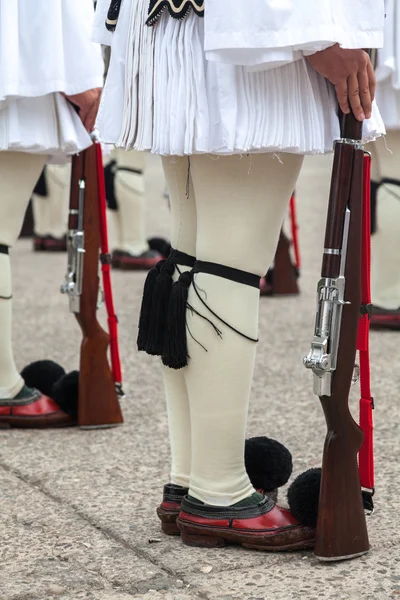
left=370, top=2, right=400, bottom=329
left=0, top=0, right=103, bottom=426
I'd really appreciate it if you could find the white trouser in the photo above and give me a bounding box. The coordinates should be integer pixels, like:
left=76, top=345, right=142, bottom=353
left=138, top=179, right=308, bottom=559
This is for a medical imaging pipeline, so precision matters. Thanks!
left=107, top=149, right=149, bottom=256
left=161, top=153, right=303, bottom=505
left=370, top=132, right=400, bottom=310
left=32, top=163, right=70, bottom=239
left=0, top=152, right=47, bottom=398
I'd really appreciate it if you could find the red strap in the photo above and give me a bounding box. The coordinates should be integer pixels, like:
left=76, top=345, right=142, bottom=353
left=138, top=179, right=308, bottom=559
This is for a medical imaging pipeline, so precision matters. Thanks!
left=357, top=153, right=374, bottom=492
left=289, top=193, right=301, bottom=270
left=95, top=142, right=123, bottom=388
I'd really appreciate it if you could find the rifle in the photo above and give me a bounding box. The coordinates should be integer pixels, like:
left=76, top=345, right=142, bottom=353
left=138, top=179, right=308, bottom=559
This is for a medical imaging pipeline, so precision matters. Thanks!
left=303, top=112, right=373, bottom=561
left=264, top=194, right=300, bottom=296
left=61, top=139, right=124, bottom=429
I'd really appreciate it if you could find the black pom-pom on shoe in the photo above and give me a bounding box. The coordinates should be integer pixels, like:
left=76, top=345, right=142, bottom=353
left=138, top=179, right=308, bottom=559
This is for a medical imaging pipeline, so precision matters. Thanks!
left=21, top=360, right=66, bottom=398
left=245, top=436, right=293, bottom=494
left=51, top=371, right=79, bottom=418
left=287, top=467, right=321, bottom=527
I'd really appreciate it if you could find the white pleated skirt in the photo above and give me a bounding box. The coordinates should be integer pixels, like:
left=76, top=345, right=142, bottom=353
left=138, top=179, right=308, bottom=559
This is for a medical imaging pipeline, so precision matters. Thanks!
left=0, top=93, right=92, bottom=160
left=97, top=0, right=384, bottom=156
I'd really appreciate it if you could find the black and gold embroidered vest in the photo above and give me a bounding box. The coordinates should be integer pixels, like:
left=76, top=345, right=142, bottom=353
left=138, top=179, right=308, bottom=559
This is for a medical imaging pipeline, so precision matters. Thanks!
left=147, top=0, right=204, bottom=25
left=105, top=0, right=204, bottom=32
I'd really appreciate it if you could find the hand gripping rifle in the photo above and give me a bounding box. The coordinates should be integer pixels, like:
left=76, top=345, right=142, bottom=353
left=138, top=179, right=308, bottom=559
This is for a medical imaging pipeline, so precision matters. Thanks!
left=304, top=112, right=375, bottom=561
left=61, top=137, right=124, bottom=428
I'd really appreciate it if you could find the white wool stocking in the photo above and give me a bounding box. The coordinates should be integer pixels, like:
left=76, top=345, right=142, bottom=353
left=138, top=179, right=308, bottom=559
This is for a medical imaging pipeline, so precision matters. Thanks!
left=161, top=156, right=197, bottom=489
left=32, top=163, right=70, bottom=238
left=0, top=152, right=47, bottom=398
left=114, top=149, right=149, bottom=256
left=370, top=132, right=400, bottom=309
left=161, top=153, right=303, bottom=504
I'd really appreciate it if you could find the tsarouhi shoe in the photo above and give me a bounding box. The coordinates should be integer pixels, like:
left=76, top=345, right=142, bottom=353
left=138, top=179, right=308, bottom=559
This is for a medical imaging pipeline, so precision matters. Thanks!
left=370, top=305, right=400, bottom=330
left=157, top=484, right=279, bottom=536
left=0, top=386, right=73, bottom=428
left=176, top=496, right=315, bottom=551
left=157, top=484, right=189, bottom=535
left=112, top=249, right=162, bottom=270
left=33, top=235, right=67, bottom=252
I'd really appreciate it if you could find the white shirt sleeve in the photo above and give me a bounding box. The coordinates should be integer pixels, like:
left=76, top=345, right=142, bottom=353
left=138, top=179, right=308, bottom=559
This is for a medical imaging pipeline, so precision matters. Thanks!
left=205, top=0, right=385, bottom=68
left=0, top=0, right=104, bottom=99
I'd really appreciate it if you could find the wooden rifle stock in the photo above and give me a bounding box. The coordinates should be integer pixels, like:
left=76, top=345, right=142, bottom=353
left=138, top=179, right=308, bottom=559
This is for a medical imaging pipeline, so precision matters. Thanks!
left=270, top=230, right=299, bottom=295
left=305, top=113, right=369, bottom=560
left=69, top=145, right=123, bottom=429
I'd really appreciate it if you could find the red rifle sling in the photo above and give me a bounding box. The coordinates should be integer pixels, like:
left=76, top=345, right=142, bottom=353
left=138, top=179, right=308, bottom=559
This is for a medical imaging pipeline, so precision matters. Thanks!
left=357, top=153, right=374, bottom=493
left=95, top=142, right=123, bottom=386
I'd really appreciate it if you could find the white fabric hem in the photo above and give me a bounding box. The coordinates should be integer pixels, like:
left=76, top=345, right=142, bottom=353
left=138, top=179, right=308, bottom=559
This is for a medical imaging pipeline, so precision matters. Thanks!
left=0, top=77, right=104, bottom=103
left=0, top=93, right=93, bottom=161
left=205, top=29, right=383, bottom=67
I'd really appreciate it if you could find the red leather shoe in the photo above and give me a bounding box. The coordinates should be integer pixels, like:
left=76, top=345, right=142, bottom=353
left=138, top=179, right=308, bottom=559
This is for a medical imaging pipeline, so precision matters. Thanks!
left=119, top=250, right=163, bottom=271
left=43, top=236, right=67, bottom=252
left=111, top=250, right=123, bottom=269
left=33, top=235, right=67, bottom=252
left=0, top=388, right=74, bottom=428
left=33, top=235, right=46, bottom=252
left=177, top=496, right=315, bottom=551
left=157, top=484, right=189, bottom=535
left=260, top=275, right=273, bottom=296
left=370, top=305, right=400, bottom=330
left=157, top=485, right=279, bottom=537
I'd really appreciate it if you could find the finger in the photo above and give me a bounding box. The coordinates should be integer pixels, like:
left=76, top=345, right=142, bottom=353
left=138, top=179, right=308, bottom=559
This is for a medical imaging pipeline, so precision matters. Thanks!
left=367, top=60, right=376, bottom=103
left=357, top=68, right=372, bottom=119
left=348, top=73, right=365, bottom=121
left=77, top=105, right=89, bottom=130
left=334, top=81, right=350, bottom=115
left=83, top=104, right=97, bottom=133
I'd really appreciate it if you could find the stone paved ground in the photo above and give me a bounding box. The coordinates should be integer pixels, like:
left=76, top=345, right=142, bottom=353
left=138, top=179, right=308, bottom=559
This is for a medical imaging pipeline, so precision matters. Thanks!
left=2, top=155, right=399, bottom=600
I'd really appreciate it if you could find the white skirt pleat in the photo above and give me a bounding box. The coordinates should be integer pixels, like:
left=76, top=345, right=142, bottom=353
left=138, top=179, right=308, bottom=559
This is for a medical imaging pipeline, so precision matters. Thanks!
left=97, top=6, right=384, bottom=156
left=0, top=94, right=92, bottom=158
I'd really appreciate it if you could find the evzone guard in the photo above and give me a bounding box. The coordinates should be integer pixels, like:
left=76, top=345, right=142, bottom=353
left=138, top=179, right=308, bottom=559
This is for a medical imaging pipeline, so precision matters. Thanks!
left=0, top=0, right=116, bottom=427
left=94, top=0, right=385, bottom=555
left=369, top=2, right=400, bottom=329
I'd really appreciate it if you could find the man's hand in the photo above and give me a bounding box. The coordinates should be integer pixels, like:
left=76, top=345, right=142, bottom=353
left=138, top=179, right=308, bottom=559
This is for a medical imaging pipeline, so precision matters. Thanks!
left=306, top=45, right=375, bottom=122
left=65, top=88, right=102, bottom=132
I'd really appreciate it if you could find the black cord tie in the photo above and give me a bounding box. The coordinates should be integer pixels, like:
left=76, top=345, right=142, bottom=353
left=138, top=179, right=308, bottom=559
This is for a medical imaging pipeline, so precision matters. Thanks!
left=193, top=261, right=261, bottom=289
left=191, top=261, right=259, bottom=343
left=137, top=249, right=196, bottom=356
left=169, top=249, right=196, bottom=269
left=162, top=260, right=260, bottom=370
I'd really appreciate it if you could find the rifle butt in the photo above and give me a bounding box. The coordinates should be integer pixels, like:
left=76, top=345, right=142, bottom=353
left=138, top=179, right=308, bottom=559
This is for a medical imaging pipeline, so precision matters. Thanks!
left=78, top=333, right=124, bottom=429
left=315, top=403, right=369, bottom=561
